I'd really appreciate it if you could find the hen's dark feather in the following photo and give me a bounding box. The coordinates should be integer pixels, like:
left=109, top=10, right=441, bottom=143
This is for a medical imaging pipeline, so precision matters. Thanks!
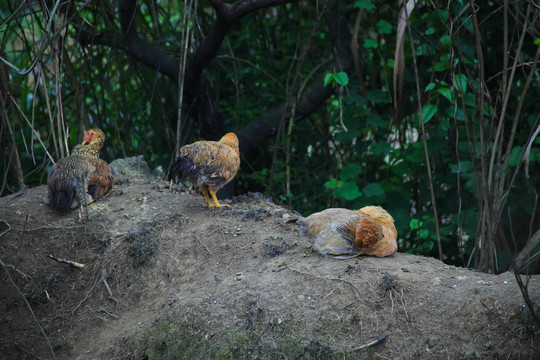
left=176, top=142, right=235, bottom=190
left=48, top=169, right=89, bottom=211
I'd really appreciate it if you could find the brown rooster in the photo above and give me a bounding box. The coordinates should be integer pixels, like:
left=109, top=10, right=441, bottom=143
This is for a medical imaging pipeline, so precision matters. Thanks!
left=175, top=132, right=240, bottom=208
left=47, top=129, right=113, bottom=217
left=298, top=206, right=397, bottom=258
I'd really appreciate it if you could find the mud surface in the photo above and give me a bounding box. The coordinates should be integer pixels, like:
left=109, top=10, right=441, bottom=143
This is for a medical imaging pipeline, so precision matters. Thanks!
left=1, top=174, right=538, bottom=359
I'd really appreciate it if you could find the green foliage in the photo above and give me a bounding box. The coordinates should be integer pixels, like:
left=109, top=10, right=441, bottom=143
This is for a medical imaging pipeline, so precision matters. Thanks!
left=421, top=104, right=438, bottom=124
left=324, top=178, right=362, bottom=201
left=323, top=72, right=349, bottom=87
left=363, top=39, right=378, bottom=49
left=405, top=217, right=435, bottom=255
left=354, top=0, right=375, bottom=11
left=376, top=20, right=392, bottom=35
left=2, top=1, right=539, bottom=273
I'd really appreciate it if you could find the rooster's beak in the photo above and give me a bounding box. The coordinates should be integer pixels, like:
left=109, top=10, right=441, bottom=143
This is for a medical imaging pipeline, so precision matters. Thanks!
left=82, top=132, right=93, bottom=145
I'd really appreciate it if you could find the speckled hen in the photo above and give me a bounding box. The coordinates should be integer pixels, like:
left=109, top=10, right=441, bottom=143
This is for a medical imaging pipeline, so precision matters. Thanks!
left=47, top=129, right=113, bottom=217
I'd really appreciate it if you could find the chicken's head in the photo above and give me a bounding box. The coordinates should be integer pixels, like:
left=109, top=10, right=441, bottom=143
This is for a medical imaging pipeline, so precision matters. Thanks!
left=82, top=129, right=106, bottom=149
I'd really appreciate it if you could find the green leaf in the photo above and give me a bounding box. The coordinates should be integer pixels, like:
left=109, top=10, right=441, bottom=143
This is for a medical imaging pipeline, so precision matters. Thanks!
left=409, top=218, right=422, bottom=230
left=421, top=104, right=438, bottom=124
left=363, top=39, right=378, bottom=49
left=438, top=9, right=449, bottom=22
left=425, top=82, right=436, bottom=92
left=445, top=106, right=465, bottom=121
left=422, top=239, right=434, bottom=249
left=425, top=27, right=435, bottom=36
left=336, top=181, right=362, bottom=200
left=440, top=34, right=451, bottom=50
left=366, top=113, right=386, bottom=128
left=333, top=72, right=349, bottom=86
left=324, top=72, right=349, bottom=87
left=369, top=141, right=391, bottom=156
left=461, top=14, right=474, bottom=33
left=438, top=119, right=450, bottom=133
left=323, top=178, right=339, bottom=189
left=346, top=92, right=367, bottom=107
left=335, top=123, right=362, bottom=142
left=279, top=192, right=293, bottom=201
left=420, top=229, right=430, bottom=240
left=354, top=0, right=375, bottom=11
left=362, top=182, right=385, bottom=197
left=366, top=89, right=388, bottom=104
left=450, top=161, right=473, bottom=174
left=535, top=38, right=540, bottom=45
left=246, top=168, right=268, bottom=181
left=508, top=146, right=522, bottom=166
left=464, top=92, right=476, bottom=107
left=323, top=73, right=333, bottom=88
left=430, top=55, right=449, bottom=72
left=324, top=178, right=362, bottom=200
left=376, top=20, right=392, bottom=34
left=454, top=74, right=468, bottom=94
left=437, top=88, right=453, bottom=102
left=405, top=143, right=424, bottom=163
left=340, top=163, right=363, bottom=180
left=416, top=43, right=435, bottom=56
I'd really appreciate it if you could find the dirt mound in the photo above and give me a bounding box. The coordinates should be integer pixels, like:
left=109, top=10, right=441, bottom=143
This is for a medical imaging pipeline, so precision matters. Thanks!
left=1, top=175, right=539, bottom=359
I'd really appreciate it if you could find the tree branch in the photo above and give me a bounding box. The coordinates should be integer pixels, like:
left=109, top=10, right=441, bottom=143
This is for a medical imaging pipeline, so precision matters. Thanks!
left=71, top=0, right=353, bottom=150
left=238, top=0, right=354, bottom=154
left=74, top=0, right=180, bottom=84
left=185, top=0, right=300, bottom=140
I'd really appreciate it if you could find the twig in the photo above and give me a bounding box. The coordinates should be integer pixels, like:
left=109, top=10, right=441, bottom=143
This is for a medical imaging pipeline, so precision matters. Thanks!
left=399, top=288, right=409, bottom=321
left=99, top=307, right=118, bottom=319
left=0, top=220, right=11, bottom=237
left=523, top=124, right=540, bottom=179
left=13, top=342, right=37, bottom=357
left=192, top=233, right=213, bottom=255
left=480, top=300, right=540, bottom=355
left=404, top=4, right=443, bottom=261
left=72, top=271, right=100, bottom=314
left=353, top=334, right=389, bottom=351
left=342, top=301, right=355, bottom=310
left=15, top=225, right=85, bottom=232
left=48, top=254, right=86, bottom=269
left=99, top=269, right=126, bottom=306
left=99, top=268, right=120, bottom=303
left=285, top=266, right=362, bottom=299
left=100, top=269, right=113, bottom=297
left=7, top=93, right=56, bottom=164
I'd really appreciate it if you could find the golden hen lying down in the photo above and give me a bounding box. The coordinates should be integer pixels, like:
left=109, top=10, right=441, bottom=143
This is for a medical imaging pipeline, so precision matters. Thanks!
left=47, top=129, right=113, bottom=216
left=175, top=132, right=240, bottom=208
left=298, top=206, right=397, bottom=258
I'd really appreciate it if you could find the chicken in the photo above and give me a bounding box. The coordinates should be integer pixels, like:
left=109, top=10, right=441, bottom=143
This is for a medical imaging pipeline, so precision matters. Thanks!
left=298, top=206, right=397, bottom=258
left=47, top=128, right=113, bottom=217
left=175, top=132, right=240, bottom=208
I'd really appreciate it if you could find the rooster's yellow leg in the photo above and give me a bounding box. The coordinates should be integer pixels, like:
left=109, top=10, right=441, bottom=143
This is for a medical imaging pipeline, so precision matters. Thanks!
left=210, top=190, right=231, bottom=208
left=201, top=186, right=212, bottom=207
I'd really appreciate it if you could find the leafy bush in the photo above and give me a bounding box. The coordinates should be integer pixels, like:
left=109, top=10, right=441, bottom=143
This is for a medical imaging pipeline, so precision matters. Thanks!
left=1, top=0, right=539, bottom=273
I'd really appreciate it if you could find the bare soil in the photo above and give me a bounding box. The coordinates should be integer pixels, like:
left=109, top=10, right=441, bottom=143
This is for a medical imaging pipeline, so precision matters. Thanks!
left=1, top=169, right=539, bottom=359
